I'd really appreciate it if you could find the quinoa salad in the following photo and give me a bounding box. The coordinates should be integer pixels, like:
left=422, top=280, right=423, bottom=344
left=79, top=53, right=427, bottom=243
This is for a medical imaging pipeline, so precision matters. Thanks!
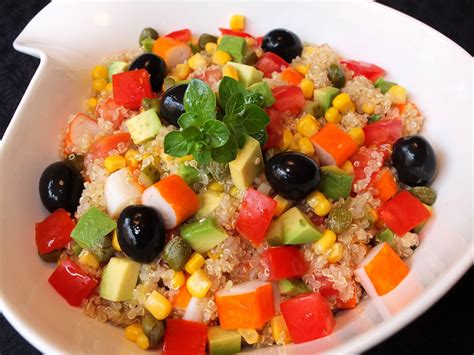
left=35, top=15, right=437, bottom=353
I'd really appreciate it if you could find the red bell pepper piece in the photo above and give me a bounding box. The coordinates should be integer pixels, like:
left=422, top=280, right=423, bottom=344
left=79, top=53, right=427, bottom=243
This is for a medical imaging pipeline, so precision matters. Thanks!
left=363, top=118, right=403, bottom=146
left=262, top=246, right=308, bottom=281
left=280, top=292, right=335, bottom=343
left=236, top=188, right=277, bottom=245
left=112, top=69, right=153, bottom=109
left=162, top=318, right=207, bottom=355
left=255, top=52, right=289, bottom=78
left=35, top=209, right=75, bottom=255
left=340, top=59, right=386, bottom=82
left=263, top=108, right=284, bottom=150
left=165, top=28, right=192, bottom=42
left=48, top=258, right=99, bottom=306
left=256, top=36, right=264, bottom=47
left=377, top=190, right=432, bottom=236
left=87, top=132, right=131, bottom=161
left=218, top=28, right=253, bottom=38
left=271, top=86, right=305, bottom=116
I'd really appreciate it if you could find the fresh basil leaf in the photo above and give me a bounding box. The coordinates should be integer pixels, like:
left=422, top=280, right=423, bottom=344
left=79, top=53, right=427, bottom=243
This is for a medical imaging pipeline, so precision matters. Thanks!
left=200, top=110, right=217, bottom=122
left=178, top=112, right=199, bottom=129
left=245, top=92, right=264, bottom=107
left=211, top=135, right=238, bottom=163
left=235, top=128, right=247, bottom=148
left=193, top=147, right=212, bottom=164
left=182, top=126, right=203, bottom=141
left=251, top=129, right=268, bottom=146
left=242, top=104, right=270, bottom=134
left=225, top=92, right=246, bottom=117
left=203, top=120, right=230, bottom=148
left=219, top=76, right=246, bottom=109
left=164, top=131, right=191, bottom=157
left=184, top=79, right=216, bottom=114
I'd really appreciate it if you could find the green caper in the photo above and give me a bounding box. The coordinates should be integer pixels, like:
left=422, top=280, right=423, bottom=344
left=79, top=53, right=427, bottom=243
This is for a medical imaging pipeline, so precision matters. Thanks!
left=90, top=236, right=114, bottom=263
left=409, top=186, right=437, bottom=205
left=71, top=242, right=83, bottom=256
left=198, top=33, right=218, bottom=49
left=327, top=206, right=352, bottom=233
left=189, top=43, right=200, bottom=54
left=141, top=38, right=155, bottom=53
left=243, top=51, right=258, bottom=66
left=142, top=98, right=160, bottom=113
left=38, top=249, right=63, bottom=263
left=139, top=27, right=159, bottom=45
left=327, top=64, right=346, bottom=89
left=368, top=114, right=382, bottom=124
left=163, top=237, right=192, bottom=271
left=141, top=313, right=165, bottom=348
left=64, top=153, right=84, bottom=172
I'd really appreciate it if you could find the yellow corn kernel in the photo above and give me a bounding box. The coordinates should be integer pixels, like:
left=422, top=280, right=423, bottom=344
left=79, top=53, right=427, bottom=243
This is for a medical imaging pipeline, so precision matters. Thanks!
left=104, top=82, right=113, bottom=92
left=205, top=42, right=218, bottom=55
left=91, top=65, right=108, bottom=80
left=223, top=64, right=239, bottom=81
left=92, top=78, right=107, bottom=92
left=302, top=46, right=316, bottom=57
left=294, top=63, right=309, bottom=76
left=314, top=199, right=332, bottom=217
left=387, top=85, right=407, bottom=105
left=313, top=229, right=337, bottom=254
left=367, top=208, right=378, bottom=224
left=324, top=107, right=342, bottom=124
left=217, top=36, right=223, bottom=45
left=289, top=133, right=302, bottom=151
left=176, top=154, right=193, bottom=163
left=188, top=53, right=207, bottom=70
left=104, top=155, right=126, bottom=173
left=238, top=329, right=260, bottom=345
left=300, top=79, right=314, bottom=99
left=229, top=186, right=240, bottom=198
left=212, top=50, right=232, bottom=65
left=298, top=137, right=314, bottom=155
left=78, top=250, right=99, bottom=269
left=186, top=269, right=212, bottom=298
left=124, top=149, right=139, bottom=169
left=362, top=102, right=375, bottom=115
left=136, top=333, right=150, bottom=350
left=173, top=63, right=190, bottom=80
left=86, top=97, right=98, bottom=111
left=332, top=93, right=355, bottom=114
left=306, top=190, right=326, bottom=209
left=170, top=271, right=186, bottom=290
left=327, top=242, right=344, bottom=263
left=297, top=114, right=320, bottom=137
left=340, top=160, right=354, bottom=175
left=306, top=191, right=332, bottom=216
left=142, top=153, right=160, bottom=167
left=273, top=195, right=292, bottom=217
left=184, top=252, right=206, bottom=274
left=230, top=14, right=245, bottom=31
left=270, top=315, right=292, bottom=345
left=112, top=229, right=122, bottom=251
left=125, top=323, right=143, bottom=342
left=145, top=290, right=172, bottom=320
left=208, top=181, right=225, bottom=192
left=280, top=129, right=293, bottom=150
left=348, top=127, right=365, bottom=147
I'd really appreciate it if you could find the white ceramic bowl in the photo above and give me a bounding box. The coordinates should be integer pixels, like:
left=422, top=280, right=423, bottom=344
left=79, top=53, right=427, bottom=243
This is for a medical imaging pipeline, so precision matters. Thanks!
left=1, top=1, right=472, bottom=353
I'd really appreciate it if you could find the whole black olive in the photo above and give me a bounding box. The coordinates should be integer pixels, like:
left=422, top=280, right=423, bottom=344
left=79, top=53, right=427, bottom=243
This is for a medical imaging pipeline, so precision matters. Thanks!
left=39, top=161, right=84, bottom=213
left=160, top=83, right=188, bottom=127
left=392, top=135, right=437, bottom=186
left=265, top=152, right=321, bottom=200
left=261, top=28, right=303, bottom=63
left=117, top=205, right=166, bottom=263
left=129, top=53, right=167, bottom=92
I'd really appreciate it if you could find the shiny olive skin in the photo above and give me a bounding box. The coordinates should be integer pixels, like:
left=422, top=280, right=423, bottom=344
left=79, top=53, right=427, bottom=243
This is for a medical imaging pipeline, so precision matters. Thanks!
left=139, top=27, right=159, bottom=45
left=392, top=135, right=437, bottom=186
left=265, top=152, right=321, bottom=200
left=129, top=53, right=167, bottom=92
left=39, top=161, right=84, bottom=213
left=160, top=83, right=188, bottom=127
left=261, top=28, right=303, bottom=63
left=117, top=205, right=166, bottom=263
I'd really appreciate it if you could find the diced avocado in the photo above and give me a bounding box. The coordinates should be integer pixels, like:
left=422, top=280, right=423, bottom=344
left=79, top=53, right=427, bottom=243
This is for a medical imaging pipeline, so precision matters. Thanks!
left=304, top=100, right=323, bottom=117
left=413, top=205, right=433, bottom=233
left=278, top=278, right=310, bottom=296
left=266, top=220, right=284, bottom=246
left=138, top=163, right=161, bottom=187
left=99, top=257, right=141, bottom=302
left=314, top=87, right=340, bottom=113
left=208, top=326, right=242, bottom=355
left=71, top=207, right=116, bottom=249
left=374, top=78, right=396, bottom=94
left=318, top=165, right=354, bottom=200
left=181, top=218, right=229, bottom=253
left=229, top=136, right=264, bottom=190
left=196, top=191, right=224, bottom=219
left=248, top=82, right=275, bottom=107
left=227, top=62, right=264, bottom=87
left=277, top=207, right=322, bottom=245
left=126, top=109, right=162, bottom=144
left=377, top=228, right=395, bottom=246
left=108, top=61, right=128, bottom=82
left=177, top=164, right=200, bottom=185
left=217, top=35, right=248, bottom=63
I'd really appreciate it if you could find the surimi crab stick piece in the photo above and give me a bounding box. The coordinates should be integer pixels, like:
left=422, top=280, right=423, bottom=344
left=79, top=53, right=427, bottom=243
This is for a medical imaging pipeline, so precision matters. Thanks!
left=64, top=113, right=101, bottom=153
left=152, top=36, right=192, bottom=69
left=311, top=122, right=358, bottom=166
left=355, top=242, right=409, bottom=297
left=104, top=168, right=143, bottom=218
left=141, top=175, right=199, bottom=229
left=183, top=297, right=204, bottom=323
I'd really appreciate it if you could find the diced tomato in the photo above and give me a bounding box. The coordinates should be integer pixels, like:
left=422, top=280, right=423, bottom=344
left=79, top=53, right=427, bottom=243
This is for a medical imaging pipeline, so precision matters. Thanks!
left=271, top=86, right=305, bottom=116
left=219, top=28, right=254, bottom=38
left=112, top=69, right=153, bottom=110
left=35, top=209, right=75, bottom=255
left=162, top=318, right=207, bottom=355
left=341, top=59, right=386, bottom=82
left=255, top=52, right=289, bottom=78
left=96, top=97, right=126, bottom=129
left=377, top=190, right=432, bottom=236
left=350, top=145, right=391, bottom=189
left=281, top=67, right=304, bottom=85
left=280, top=292, right=335, bottom=343
left=236, top=188, right=277, bottom=245
left=189, top=67, right=222, bottom=87
left=314, top=274, right=339, bottom=298
left=263, top=108, right=284, bottom=150
left=165, top=28, right=192, bottom=42
left=262, top=246, right=308, bottom=281
left=48, top=258, right=99, bottom=306
left=87, top=132, right=131, bottom=161
left=363, top=118, right=403, bottom=146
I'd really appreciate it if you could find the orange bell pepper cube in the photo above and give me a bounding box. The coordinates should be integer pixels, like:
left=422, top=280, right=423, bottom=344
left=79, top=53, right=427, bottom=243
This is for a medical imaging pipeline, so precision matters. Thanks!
left=372, top=168, right=399, bottom=203
left=336, top=294, right=358, bottom=309
left=171, top=278, right=192, bottom=309
left=311, top=123, right=358, bottom=166
left=281, top=67, right=304, bottom=85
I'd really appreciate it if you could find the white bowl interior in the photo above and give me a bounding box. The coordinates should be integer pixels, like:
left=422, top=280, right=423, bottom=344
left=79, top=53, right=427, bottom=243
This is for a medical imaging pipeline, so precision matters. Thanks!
left=1, top=1, right=472, bottom=354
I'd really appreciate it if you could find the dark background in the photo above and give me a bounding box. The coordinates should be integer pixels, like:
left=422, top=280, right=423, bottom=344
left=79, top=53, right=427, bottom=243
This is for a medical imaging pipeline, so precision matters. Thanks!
left=0, top=0, right=472, bottom=354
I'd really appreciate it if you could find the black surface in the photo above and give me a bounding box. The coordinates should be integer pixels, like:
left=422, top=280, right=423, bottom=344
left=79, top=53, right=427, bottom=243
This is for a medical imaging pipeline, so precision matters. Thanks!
left=0, top=1, right=472, bottom=354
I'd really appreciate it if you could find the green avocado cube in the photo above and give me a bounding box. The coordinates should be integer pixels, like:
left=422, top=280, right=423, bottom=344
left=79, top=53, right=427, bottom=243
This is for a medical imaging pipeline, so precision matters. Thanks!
left=374, top=78, right=397, bottom=94
left=229, top=136, right=264, bottom=190
left=126, top=109, right=162, bottom=144
left=377, top=228, right=395, bottom=246
left=318, top=165, right=354, bottom=200
left=277, top=207, right=322, bottom=245
left=208, top=326, right=242, bottom=355
left=138, top=163, right=161, bottom=187
left=278, top=278, right=310, bottom=296
left=314, top=87, right=340, bottom=113
left=217, top=35, right=248, bottom=63
left=196, top=191, right=224, bottom=219
left=177, top=164, right=200, bottom=186
left=266, top=220, right=284, bottom=246
left=108, top=61, right=128, bottom=82
left=248, top=81, right=275, bottom=107
left=226, top=62, right=264, bottom=87
left=181, top=218, right=229, bottom=253
left=99, top=257, right=141, bottom=302
left=71, top=207, right=116, bottom=249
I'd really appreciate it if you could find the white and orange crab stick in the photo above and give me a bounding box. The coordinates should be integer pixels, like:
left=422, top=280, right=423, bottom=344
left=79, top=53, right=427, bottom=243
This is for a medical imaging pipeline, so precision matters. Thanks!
left=141, top=175, right=199, bottom=229
left=104, top=168, right=144, bottom=218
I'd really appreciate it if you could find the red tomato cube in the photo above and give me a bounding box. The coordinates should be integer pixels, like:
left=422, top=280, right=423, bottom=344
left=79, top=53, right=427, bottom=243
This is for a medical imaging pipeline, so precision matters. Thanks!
left=112, top=69, right=153, bottom=110
left=163, top=318, right=207, bottom=355
left=255, top=52, right=289, bottom=78
left=263, top=108, right=284, bottom=150
left=363, top=118, right=403, bottom=146
left=271, top=86, right=305, bottom=116
left=262, top=246, right=308, bottom=281
left=35, top=209, right=75, bottom=255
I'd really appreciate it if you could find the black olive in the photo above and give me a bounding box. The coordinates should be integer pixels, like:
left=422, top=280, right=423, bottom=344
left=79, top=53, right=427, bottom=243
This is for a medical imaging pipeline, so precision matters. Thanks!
left=39, top=161, right=84, bottom=213
left=261, top=28, right=303, bottom=63
left=265, top=152, right=321, bottom=200
left=117, top=205, right=166, bottom=263
left=160, top=83, right=188, bottom=127
left=129, top=53, right=167, bottom=92
left=392, top=135, right=437, bottom=186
